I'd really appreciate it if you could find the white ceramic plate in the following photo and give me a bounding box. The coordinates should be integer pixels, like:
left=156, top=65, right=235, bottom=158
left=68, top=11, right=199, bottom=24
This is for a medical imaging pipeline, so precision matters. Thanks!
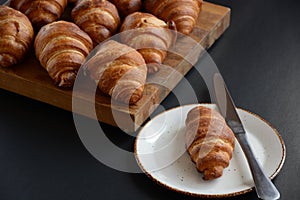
left=134, top=104, right=286, bottom=198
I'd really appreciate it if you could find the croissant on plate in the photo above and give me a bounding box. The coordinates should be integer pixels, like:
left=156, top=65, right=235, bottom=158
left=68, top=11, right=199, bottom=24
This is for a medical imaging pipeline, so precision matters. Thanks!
left=185, top=106, right=235, bottom=180
left=84, top=40, right=147, bottom=104
left=120, top=12, right=177, bottom=73
left=0, top=6, right=34, bottom=68
left=109, top=0, right=142, bottom=18
left=144, top=0, right=203, bottom=35
left=34, top=21, right=93, bottom=87
left=10, top=0, right=68, bottom=30
left=71, top=0, right=120, bottom=45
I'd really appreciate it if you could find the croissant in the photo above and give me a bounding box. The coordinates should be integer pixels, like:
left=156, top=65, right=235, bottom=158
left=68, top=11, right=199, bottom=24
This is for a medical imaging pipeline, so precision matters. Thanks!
left=84, top=40, right=147, bottom=104
left=71, top=0, right=120, bottom=45
left=109, top=0, right=142, bottom=18
left=0, top=6, right=34, bottom=68
left=185, top=106, right=235, bottom=180
left=10, top=0, right=68, bottom=29
left=34, top=21, right=93, bottom=87
left=144, top=0, right=203, bottom=35
left=120, top=12, right=177, bottom=73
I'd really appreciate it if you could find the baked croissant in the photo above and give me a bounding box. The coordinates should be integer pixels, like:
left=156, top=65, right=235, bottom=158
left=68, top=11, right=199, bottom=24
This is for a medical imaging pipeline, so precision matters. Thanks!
left=185, top=106, right=235, bottom=180
left=109, top=0, right=142, bottom=18
left=120, top=12, right=177, bottom=73
left=84, top=40, right=147, bottom=104
left=10, top=0, right=68, bottom=29
left=71, top=0, right=120, bottom=45
left=0, top=6, right=34, bottom=67
left=34, top=21, right=93, bottom=87
left=144, top=0, right=203, bottom=35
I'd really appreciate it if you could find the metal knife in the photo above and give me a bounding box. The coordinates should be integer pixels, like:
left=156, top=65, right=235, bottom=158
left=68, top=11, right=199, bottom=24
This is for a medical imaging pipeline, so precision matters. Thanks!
left=213, top=73, right=280, bottom=200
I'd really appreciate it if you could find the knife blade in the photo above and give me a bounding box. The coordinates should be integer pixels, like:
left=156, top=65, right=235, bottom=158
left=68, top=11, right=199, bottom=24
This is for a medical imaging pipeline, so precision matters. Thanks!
left=213, top=73, right=280, bottom=200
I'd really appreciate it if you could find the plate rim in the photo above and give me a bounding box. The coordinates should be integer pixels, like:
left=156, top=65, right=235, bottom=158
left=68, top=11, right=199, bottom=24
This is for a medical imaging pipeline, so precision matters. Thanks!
left=134, top=103, right=286, bottom=198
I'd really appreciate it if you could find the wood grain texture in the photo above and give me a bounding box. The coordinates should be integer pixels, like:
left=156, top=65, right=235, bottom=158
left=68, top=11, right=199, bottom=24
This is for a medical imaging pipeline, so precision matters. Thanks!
left=0, top=2, right=230, bottom=131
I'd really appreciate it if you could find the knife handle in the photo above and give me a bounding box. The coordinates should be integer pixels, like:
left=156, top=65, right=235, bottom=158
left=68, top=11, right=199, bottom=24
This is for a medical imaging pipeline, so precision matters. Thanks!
left=235, top=133, right=280, bottom=200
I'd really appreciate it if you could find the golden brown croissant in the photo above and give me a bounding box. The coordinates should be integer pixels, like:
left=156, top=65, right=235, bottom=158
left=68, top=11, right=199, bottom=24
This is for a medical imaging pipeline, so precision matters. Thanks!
left=144, top=0, right=203, bottom=35
left=120, top=12, right=177, bottom=73
left=0, top=6, right=34, bottom=67
left=34, top=21, right=93, bottom=87
left=84, top=40, right=147, bottom=104
left=10, top=0, right=68, bottom=29
left=185, top=106, right=235, bottom=180
left=71, top=0, right=120, bottom=45
left=109, top=0, right=142, bottom=18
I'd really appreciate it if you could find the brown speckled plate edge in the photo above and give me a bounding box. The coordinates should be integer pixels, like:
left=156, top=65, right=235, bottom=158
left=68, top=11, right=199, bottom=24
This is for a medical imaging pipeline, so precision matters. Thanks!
left=134, top=103, right=286, bottom=198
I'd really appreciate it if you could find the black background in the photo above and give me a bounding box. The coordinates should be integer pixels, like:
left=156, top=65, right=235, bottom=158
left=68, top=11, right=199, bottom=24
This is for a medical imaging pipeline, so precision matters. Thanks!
left=1, top=0, right=300, bottom=199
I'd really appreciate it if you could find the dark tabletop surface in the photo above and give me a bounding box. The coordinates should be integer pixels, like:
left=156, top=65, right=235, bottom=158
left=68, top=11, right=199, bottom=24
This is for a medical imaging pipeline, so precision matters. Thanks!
left=1, top=0, right=300, bottom=199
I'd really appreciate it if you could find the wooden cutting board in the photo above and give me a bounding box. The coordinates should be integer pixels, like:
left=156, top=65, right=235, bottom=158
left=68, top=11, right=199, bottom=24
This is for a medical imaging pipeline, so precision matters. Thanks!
left=0, top=2, right=230, bottom=131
